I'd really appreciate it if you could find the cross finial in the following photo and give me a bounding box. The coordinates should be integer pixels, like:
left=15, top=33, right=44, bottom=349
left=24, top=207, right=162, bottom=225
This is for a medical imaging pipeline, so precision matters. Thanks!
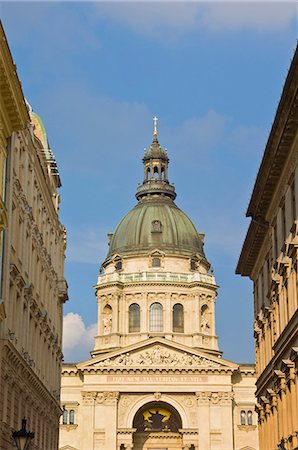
left=153, top=116, right=158, bottom=138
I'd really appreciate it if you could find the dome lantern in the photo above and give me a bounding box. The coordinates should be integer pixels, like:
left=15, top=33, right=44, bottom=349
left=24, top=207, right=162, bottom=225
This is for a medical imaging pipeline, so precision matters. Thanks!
left=136, top=117, right=176, bottom=201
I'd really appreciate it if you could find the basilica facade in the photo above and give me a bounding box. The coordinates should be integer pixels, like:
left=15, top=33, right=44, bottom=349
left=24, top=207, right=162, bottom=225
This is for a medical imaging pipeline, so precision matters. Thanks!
left=59, top=124, right=258, bottom=450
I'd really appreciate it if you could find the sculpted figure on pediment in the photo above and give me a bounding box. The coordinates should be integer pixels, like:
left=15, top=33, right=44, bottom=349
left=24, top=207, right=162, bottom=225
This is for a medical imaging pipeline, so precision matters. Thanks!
left=95, top=345, right=221, bottom=368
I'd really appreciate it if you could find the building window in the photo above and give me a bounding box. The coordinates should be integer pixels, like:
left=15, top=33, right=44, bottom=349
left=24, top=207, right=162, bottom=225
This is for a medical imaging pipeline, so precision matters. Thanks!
left=152, top=257, right=161, bottom=267
left=69, top=410, right=75, bottom=425
left=129, top=303, right=140, bottom=333
left=291, top=179, right=296, bottom=222
left=115, top=260, right=122, bottom=271
left=62, top=409, right=68, bottom=425
left=173, top=303, right=184, bottom=333
left=151, top=220, right=162, bottom=233
left=150, top=302, right=163, bottom=332
left=273, top=224, right=278, bottom=258
left=247, top=410, right=253, bottom=426
left=282, top=203, right=286, bottom=241
left=190, top=260, right=197, bottom=270
left=240, top=410, right=246, bottom=425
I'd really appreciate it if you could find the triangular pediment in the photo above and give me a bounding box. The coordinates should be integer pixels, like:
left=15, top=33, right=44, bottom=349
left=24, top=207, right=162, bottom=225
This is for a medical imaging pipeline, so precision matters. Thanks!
left=59, top=446, right=79, bottom=450
left=78, top=337, right=238, bottom=371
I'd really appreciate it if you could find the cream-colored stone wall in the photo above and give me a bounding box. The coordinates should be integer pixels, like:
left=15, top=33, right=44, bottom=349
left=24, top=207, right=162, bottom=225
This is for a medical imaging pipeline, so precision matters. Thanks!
left=0, top=126, right=67, bottom=393
left=103, top=254, right=209, bottom=275
left=0, top=27, right=68, bottom=447
left=94, top=264, right=218, bottom=354
left=0, top=23, right=30, bottom=321
left=60, top=361, right=258, bottom=450
left=0, top=118, right=67, bottom=448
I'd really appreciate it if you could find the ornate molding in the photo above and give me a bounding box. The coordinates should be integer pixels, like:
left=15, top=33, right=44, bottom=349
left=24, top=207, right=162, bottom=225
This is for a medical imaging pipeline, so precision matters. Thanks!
left=96, top=391, right=119, bottom=405
left=196, top=391, right=234, bottom=405
left=81, top=391, right=97, bottom=405
left=81, top=391, right=119, bottom=405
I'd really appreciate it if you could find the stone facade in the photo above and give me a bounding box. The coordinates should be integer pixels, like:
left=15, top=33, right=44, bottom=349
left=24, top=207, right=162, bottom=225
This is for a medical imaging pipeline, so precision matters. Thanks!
left=0, top=22, right=29, bottom=321
left=0, top=24, right=68, bottom=450
left=60, top=125, right=258, bottom=450
left=237, top=46, right=298, bottom=449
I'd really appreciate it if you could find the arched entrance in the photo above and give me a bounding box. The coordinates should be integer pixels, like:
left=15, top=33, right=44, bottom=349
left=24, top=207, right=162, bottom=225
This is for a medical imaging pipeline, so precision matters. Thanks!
left=132, top=401, right=183, bottom=450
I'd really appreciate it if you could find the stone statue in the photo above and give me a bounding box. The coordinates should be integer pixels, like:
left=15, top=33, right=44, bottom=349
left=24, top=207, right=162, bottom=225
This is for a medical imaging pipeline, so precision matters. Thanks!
left=103, top=313, right=112, bottom=334
left=201, top=315, right=210, bottom=334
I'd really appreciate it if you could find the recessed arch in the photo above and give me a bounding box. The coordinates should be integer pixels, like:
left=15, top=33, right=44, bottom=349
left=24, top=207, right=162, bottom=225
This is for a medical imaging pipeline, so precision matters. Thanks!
left=133, top=401, right=182, bottom=432
left=125, top=394, right=189, bottom=429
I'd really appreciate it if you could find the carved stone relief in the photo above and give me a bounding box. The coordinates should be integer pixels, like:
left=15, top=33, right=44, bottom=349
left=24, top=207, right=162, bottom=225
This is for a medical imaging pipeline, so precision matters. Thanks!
left=196, top=391, right=234, bottom=406
left=94, top=346, right=221, bottom=367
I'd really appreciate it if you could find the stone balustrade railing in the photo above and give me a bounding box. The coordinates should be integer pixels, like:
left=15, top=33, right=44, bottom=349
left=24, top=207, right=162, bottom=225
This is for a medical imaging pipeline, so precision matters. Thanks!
left=97, top=271, right=216, bottom=285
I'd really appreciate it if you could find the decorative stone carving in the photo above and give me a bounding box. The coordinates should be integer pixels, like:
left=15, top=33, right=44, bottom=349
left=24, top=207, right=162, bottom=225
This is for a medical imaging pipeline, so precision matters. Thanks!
left=103, top=314, right=112, bottom=334
left=94, top=346, right=221, bottom=368
left=95, top=391, right=119, bottom=405
left=196, top=391, right=233, bottom=405
left=182, top=395, right=195, bottom=408
left=196, top=391, right=211, bottom=405
left=81, top=391, right=97, bottom=405
left=120, top=395, right=134, bottom=408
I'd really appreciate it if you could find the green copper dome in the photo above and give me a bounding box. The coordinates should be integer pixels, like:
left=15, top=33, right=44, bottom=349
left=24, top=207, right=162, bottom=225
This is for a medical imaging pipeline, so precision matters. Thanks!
left=104, top=120, right=206, bottom=265
left=105, top=197, right=205, bottom=263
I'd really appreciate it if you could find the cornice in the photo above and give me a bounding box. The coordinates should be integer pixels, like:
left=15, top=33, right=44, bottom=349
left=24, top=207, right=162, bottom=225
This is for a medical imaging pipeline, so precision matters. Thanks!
left=247, top=45, right=298, bottom=219
left=0, top=22, right=29, bottom=133
left=81, top=365, right=235, bottom=376
left=237, top=45, right=298, bottom=277
left=97, top=280, right=218, bottom=291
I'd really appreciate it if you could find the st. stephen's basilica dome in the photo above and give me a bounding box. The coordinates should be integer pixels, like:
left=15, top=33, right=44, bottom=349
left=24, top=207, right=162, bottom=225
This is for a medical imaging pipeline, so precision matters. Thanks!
left=104, top=118, right=206, bottom=265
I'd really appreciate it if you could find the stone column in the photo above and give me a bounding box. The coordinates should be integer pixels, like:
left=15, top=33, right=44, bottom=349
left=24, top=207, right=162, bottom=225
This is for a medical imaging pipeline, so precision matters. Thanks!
left=219, top=392, right=234, bottom=449
left=81, top=391, right=97, bottom=450
left=196, top=392, right=210, bottom=448
left=140, top=292, right=147, bottom=334
left=95, top=392, right=119, bottom=450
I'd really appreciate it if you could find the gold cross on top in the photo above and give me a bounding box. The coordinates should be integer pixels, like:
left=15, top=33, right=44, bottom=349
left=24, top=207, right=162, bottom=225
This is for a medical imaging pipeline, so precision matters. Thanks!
left=153, top=116, right=158, bottom=137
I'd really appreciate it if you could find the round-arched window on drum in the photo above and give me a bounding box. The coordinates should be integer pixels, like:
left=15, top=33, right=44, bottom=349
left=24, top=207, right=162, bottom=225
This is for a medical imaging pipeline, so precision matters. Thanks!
left=150, top=302, right=163, bottom=332
left=129, top=303, right=140, bottom=333
left=173, top=303, right=184, bottom=333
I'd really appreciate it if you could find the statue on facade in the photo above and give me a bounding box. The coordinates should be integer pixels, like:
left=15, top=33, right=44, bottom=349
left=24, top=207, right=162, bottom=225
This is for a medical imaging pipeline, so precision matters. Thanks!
left=103, top=313, right=112, bottom=334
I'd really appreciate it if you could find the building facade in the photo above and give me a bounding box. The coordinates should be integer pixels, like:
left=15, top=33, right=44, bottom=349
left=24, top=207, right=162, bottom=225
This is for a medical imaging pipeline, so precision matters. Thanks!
left=60, top=123, right=258, bottom=450
left=0, top=22, right=29, bottom=321
left=0, top=24, right=68, bottom=450
left=236, top=47, right=298, bottom=449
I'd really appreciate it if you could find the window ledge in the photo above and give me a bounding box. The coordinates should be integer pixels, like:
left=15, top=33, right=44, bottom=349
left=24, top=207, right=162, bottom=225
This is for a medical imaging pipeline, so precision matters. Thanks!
left=237, top=425, right=257, bottom=432
left=60, top=424, right=78, bottom=431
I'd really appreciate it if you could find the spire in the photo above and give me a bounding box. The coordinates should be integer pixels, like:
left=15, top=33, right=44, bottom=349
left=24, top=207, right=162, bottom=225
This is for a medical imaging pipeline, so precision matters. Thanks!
left=153, top=116, right=158, bottom=141
left=136, top=119, right=176, bottom=202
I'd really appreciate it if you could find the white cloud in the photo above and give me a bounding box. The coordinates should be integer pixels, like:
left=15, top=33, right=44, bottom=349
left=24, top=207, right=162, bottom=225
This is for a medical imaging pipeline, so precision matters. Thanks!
left=62, top=312, right=97, bottom=362
left=90, top=1, right=296, bottom=41
left=167, top=110, right=228, bottom=162
left=93, top=2, right=199, bottom=40
left=66, top=226, right=108, bottom=264
left=200, top=2, right=297, bottom=32
left=227, top=124, right=266, bottom=154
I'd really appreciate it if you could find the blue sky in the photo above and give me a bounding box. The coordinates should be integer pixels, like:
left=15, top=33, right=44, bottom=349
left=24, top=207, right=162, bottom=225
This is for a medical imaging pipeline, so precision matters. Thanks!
left=1, top=1, right=297, bottom=362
